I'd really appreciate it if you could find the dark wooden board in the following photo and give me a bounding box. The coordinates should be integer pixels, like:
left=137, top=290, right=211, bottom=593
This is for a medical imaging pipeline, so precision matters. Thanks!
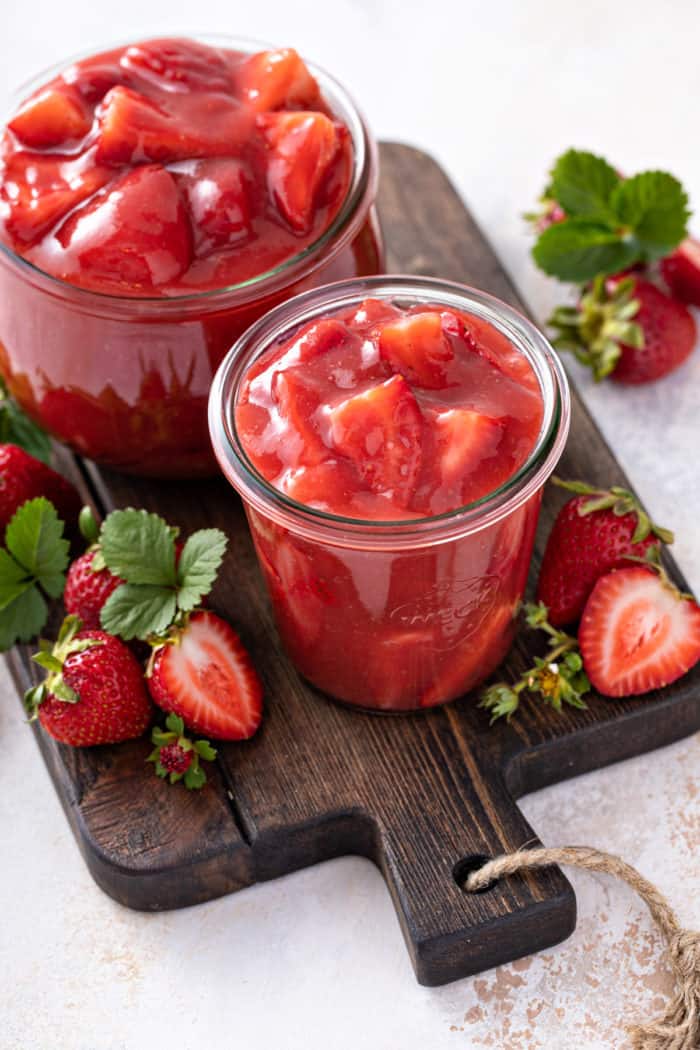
left=7, top=143, right=700, bottom=987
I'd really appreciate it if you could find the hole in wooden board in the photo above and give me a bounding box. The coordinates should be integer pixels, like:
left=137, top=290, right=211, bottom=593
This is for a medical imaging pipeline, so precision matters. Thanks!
left=454, top=854, right=498, bottom=894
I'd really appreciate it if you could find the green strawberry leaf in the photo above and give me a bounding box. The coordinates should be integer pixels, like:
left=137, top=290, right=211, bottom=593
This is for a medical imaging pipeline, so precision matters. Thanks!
left=0, top=548, right=32, bottom=611
left=165, top=713, right=185, bottom=736
left=5, top=498, right=70, bottom=594
left=0, top=587, right=48, bottom=649
left=194, top=739, right=217, bottom=761
left=532, top=219, right=639, bottom=282
left=610, top=171, right=690, bottom=260
left=184, top=764, right=207, bottom=790
left=176, top=529, right=228, bottom=612
left=100, top=582, right=177, bottom=640
left=548, top=149, right=621, bottom=222
left=0, top=380, right=52, bottom=464
left=100, top=509, right=177, bottom=587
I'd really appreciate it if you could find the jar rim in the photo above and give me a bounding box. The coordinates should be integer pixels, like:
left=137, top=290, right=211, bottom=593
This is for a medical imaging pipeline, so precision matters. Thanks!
left=0, top=33, right=376, bottom=311
left=208, top=275, right=571, bottom=550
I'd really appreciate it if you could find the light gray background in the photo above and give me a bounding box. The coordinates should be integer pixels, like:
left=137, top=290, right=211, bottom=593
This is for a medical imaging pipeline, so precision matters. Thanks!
left=1, top=2, right=698, bottom=1047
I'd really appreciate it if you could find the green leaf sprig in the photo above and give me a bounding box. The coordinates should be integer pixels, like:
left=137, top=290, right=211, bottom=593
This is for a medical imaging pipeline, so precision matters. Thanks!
left=96, top=509, right=228, bottom=641
left=531, top=150, right=690, bottom=283
left=480, top=602, right=590, bottom=723
left=0, top=498, right=70, bottom=650
left=148, top=713, right=217, bottom=790
left=0, top=378, right=51, bottom=464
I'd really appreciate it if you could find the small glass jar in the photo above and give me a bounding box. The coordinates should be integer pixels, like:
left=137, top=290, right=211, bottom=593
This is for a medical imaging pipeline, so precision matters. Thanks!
left=0, top=36, right=383, bottom=477
left=210, top=276, right=570, bottom=712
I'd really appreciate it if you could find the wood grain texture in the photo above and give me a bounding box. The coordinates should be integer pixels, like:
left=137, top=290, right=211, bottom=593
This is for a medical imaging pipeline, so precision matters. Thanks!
left=6, top=143, right=699, bottom=986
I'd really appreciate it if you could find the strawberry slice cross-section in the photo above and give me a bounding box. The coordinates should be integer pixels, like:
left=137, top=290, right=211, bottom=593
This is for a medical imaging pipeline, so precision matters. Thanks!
left=432, top=407, right=503, bottom=485
left=579, top=566, right=700, bottom=697
left=148, top=610, right=263, bottom=741
left=326, top=374, right=424, bottom=507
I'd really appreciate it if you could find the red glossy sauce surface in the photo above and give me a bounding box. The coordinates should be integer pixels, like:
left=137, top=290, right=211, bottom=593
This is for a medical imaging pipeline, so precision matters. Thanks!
left=236, top=299, right=544, bottom=520
left=0, top=39, right=353, bottom=296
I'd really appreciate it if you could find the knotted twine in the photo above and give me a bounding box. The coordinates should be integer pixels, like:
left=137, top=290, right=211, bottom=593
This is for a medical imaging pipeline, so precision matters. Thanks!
left=464, top=846, right=700, bottom=1050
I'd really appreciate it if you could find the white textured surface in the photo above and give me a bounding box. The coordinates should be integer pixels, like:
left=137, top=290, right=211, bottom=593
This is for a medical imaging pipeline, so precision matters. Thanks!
left=1, top=2, right=699, bottom=1048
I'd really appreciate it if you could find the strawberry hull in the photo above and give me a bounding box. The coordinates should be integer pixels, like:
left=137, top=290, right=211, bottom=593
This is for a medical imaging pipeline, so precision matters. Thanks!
left=210, top=277, right=570, bottom=712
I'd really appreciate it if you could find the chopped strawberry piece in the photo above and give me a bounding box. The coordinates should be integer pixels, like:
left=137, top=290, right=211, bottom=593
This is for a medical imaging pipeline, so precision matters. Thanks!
left=579, top=567, right=700, bottom=697
left=259, top=111, right=339, bottom=233
left=95, top=86, right=251, bottom=166
left=120, top=38, right=233, bottom=94
left=284, top=459, right=356, bottom=511
left=326, top=374, right=423, bottom=506
left=293, top=318, right=355, bottom=362
left=366, top=627, right=436, bottom=709
left=148, top=610, right=263, bottom=740
left=378, top=311, right=454, bottom=388
left=432, top=408, right=503, bottom=484
left=0, top=150, right=113, bottom=246
left=173, top=158, right=252, bottom=255
left=55, top=165, right=192, bottom=291
left=236, top=48, right=321, bottom=112
left=272, top=369, right=327, bottom=466
left=349, top=298, right=402, bottom=331
left=8, top=86, right=92, bottom=149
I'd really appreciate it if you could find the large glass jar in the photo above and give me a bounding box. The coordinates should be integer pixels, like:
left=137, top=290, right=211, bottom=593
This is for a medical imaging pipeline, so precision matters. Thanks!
left=0, top=37, right=383, bottom=477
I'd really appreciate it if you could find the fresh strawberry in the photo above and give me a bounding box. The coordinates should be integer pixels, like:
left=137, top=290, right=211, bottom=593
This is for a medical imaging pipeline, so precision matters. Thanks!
left=378, top=311, right=454, bottom=388
left=147, top=610, right=263, bottom=741
left=536, top=479, right=673, bottom=627
left=147, top=713, right=217, bottom=789
left=25, top=615, right=152, bottom=746
left=235, top=48, right=321, bottom=112
left=0, top=444, right=80, bottom=531
left=120, top=38, right=233, bottom=94
left=660, top=237, right=700, bottom=307
left=548, top=275, right=697, bottom=383
left=579, top=560, right=700, bottom=697
left=327, top=374, right=424, bottom=507
left=55, top=165, right=192, bottom=291
left=258, top=111, right=339, bottom=233
left=63, top=550, right=123, bottom=629
left=8, top=85, right=92, bottom=149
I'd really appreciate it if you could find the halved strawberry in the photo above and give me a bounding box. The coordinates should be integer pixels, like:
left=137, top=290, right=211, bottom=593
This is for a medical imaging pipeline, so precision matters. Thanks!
left=660, top=237, right=700, bottom=307
left=8, top=85, right=92, bottom=149
left=236, top=48, right=321, bottom=112
left=95, top=86, right=251, bottom=166
left=378, top=310, right=454, bottom=388
left=579, top=566, right=700, bottom=697
left=147, top=610, right=263, bottom=740
left=173, top=158, right=252, bottom=255
left=432, top=408, right=503, bottom=485
left=326, top=374, right=423, bottom=506
left=55, top=165, right=192, bottom=291
left=1, top=150, right=112, bottom=246
left=258, top=111, right=339, bottom=233
left=120, top=38, right=233, bottom=94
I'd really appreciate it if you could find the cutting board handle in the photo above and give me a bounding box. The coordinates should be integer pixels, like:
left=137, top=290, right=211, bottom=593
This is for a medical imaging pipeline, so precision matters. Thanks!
left=374, top=757, right=576, bottom=985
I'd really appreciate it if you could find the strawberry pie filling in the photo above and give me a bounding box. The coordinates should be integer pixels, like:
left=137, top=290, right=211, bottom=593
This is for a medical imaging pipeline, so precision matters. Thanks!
left=0, top=38, right=353, bottom=295
left=236, top=299, right=544, bottom=520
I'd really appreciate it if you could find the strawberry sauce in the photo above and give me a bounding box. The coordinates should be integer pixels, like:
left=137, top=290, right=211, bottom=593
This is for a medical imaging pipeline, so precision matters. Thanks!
left=229, top=294, right=552, bottom=711
left=0, top=39, right=353, bottom=295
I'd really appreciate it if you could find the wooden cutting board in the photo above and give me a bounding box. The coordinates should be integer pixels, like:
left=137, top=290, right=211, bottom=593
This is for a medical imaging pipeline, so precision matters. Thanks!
left=6, top=143, right=700, bottom=987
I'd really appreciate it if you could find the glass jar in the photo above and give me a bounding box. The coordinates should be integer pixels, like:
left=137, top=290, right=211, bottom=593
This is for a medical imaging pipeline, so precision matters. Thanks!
left=0, top=37, right=383, bottom=477
left=210, top=276, right=570, bottom=712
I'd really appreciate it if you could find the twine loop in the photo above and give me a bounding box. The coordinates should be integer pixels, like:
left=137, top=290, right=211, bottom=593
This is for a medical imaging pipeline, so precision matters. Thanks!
left=464, top=845, right=700, bottom=1050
